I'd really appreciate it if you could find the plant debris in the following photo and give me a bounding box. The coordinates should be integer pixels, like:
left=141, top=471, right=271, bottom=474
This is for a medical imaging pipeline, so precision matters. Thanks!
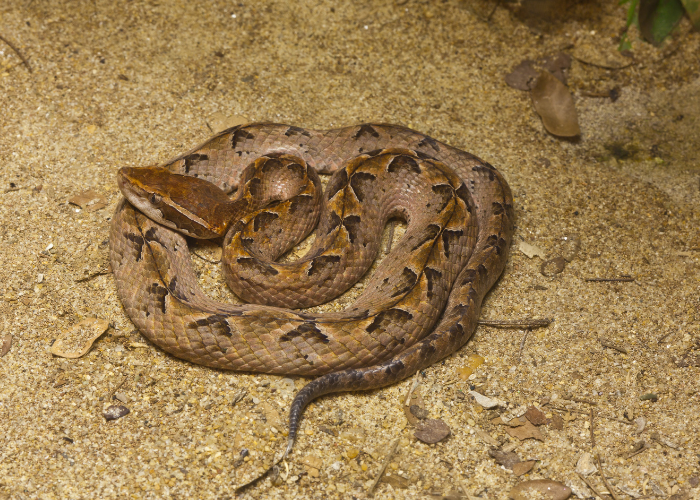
left=530, top=71, right=580, bottom=137
left=50, top=318, right=109, bottom=359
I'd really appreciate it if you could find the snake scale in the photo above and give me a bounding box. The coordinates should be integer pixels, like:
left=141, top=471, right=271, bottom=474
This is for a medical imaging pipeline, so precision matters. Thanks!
left=109, top=123, right=514, bottom=453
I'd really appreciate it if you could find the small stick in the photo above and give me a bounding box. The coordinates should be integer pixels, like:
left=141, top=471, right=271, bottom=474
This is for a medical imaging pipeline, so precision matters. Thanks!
left=589, top=408, right=596, bottom=449
left=545, top=405, right=631, bottom=425
left=486, top=0, right=501, bottom=22
left=477, top=318, right=551, bottom=329
left=571, top=55, right=634, bottom=71
left=596, top=454, right=621, bottom=500
left=0, top=34, right=32, bottom=73
left=107, top=375, right=128, bottom=402
left=368, top=437, right=400, bottom=495
left=577, top=472, right=609, bottom=499
left=599, top=339, right=628, bottom=354
left=563, top=394, right=598, bottom=406
left=517, top=328, right=531, bottom=362
left=585, top=276, right=635, bottom=282
left=191, top=250, right=220, bottom=264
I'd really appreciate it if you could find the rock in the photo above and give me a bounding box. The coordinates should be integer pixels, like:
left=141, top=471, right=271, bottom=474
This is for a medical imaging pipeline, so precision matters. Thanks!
left=509, top=479, right=572, bottom=500
left=414, top=419, right=451, bottom=444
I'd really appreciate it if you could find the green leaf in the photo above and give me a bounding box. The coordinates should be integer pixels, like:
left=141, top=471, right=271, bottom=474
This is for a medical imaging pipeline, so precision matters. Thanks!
left=618, top=32, right=633, bottom=51
left=639, top=0, right=684, bottom=46
left=680, top=0, right=700, bottom=29
left=626, top=0, right=640, bottom=26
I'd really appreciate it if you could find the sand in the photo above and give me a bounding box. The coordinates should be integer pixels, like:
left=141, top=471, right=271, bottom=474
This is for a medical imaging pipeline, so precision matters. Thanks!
left=0, top=1, right=698, bottom=498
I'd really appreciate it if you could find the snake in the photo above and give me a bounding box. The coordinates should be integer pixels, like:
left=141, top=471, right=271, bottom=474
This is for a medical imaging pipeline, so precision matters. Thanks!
left=109, top=123, right=514, bottom=455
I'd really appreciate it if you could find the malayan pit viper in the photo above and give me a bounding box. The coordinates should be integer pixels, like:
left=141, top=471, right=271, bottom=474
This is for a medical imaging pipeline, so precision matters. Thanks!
left=109, top=123, right=514, bottom=455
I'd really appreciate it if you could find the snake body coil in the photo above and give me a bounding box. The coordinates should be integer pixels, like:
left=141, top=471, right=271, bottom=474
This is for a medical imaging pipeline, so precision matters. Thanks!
left=110, top=123, right=514, bottom=452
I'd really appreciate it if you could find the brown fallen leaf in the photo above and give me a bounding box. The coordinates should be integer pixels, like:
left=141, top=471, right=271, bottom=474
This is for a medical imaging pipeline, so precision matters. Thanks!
left=414, top=419, right=451, bottom=444
left=505, top=60, right=539, bottom=91
left=512, top=460, right=536, bottom=476
left=492, top=415, right=526, bottom=427
left=541, top=52, right=571, bottom=85
left=380, top=473, right=410, bottom=489
left=51, top=318, right=110, bottom=358
left=260, top=401, right=284, bottom=432
left=530, top=71, right=580, bottom=137
left=206, top=112, right=250, bottom=134
left=509, top=479, right=572, bottom=500
left=53, top=373, right=69, bottom=388
left=1, top=334, right=11, bottom=358
left=68, top=190, right=108, bottom=212
left=489, top=448, right=521, bottom=469
left=549, top=414, right=564, bottom=430
left=506, top=420, right=545, bottom=441
left=404, top=389, right=426, bottom=425
left=524, top=406, right=547, bottom=426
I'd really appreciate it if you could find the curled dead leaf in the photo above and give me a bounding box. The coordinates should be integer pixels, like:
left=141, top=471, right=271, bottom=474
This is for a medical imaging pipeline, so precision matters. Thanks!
left=1, top=334, right=11, bottom=358
left=509, top=479, right=572, bottom=500
left=51, top=318, right=109, bottom=358
left=530, top=71, right=580, bottom=137
left=68, top=190, right=108, bottom=212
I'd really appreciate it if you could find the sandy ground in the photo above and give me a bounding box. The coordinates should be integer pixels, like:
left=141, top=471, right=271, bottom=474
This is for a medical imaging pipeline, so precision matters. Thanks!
left=1, top=1, right=699, bottom=499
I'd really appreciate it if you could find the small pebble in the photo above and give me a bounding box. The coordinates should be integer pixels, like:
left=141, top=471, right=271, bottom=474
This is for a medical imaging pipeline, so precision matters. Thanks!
left=103, top=405, right=130, bottom=421
left=414, top=419, right=451, bottom=444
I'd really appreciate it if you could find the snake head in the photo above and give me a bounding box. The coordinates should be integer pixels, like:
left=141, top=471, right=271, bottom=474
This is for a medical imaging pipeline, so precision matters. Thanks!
left=117, top=166, right=239, bottom=239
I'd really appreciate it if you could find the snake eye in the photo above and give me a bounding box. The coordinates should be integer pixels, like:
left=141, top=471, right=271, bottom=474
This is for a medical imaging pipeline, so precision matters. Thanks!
left=149, top=193, right=162, bottom=205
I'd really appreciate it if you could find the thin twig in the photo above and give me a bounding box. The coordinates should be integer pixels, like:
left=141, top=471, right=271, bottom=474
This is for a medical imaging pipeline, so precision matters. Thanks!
left=477, top=318, right=551, bottom=329
left=545, top=405, right=631, bottom=425
left=589, top=408, right=596, bottom=449
left=486, top=0, right=501, bottom=21
left=75, top=270, right=110, bottom=282
left=517, top=328, right=531, bottom=362
left=596, top=454, right=621, bottom=500
left=191, top=250, right=220, bottom=264
left=107, top=375, right=128, bottom=402
left=0, top=34, right=32, bottom=73
left=404, top=377, right=421, bottom=406
left=585, top=276, right=635, bottom=282
left=599, top=339, right=628, bottom=354
left=571, top=55, right=634, bottom=71
left=577, top=472, right=609, bottom=499
left=368, top=437, right=400, bottom=495
left=563, top=395, right=598, bottom=405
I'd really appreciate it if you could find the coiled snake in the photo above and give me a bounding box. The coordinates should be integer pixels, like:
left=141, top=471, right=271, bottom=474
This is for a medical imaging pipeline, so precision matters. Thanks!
left=109, top=123, right=514, bottom=455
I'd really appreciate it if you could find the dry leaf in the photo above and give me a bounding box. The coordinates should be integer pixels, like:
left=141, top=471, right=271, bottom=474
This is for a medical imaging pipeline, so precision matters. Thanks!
left=549, top=414, right=564, bottom=430
left=512, top=460, right=536, bottom=476
left=1, top=334, right=11, bottom=358
left=381, top=473, right=410, bottom=489
left=51, top=318, right=109, bottom=358
left=530, top=71, right=580, bottom=137
left=404, top=389, right=426, bottom=425
left=488, top=448, right=521, bottom=469
left=469, top=391, right=505, bottom=409
left=505, top=60, right=539, bottom=91
left=207, top=112, right=250, bottom=134
left=261, top=401, right=284, bottom=432
left=506, top=420, right=545, bottom=441
left=67, top=190, right=108, bottom=212
left=509, top=479, right=572, bottom=500
left=524, top=406, right=547, bottom=426
left=519, top=241, right=546, bottom=259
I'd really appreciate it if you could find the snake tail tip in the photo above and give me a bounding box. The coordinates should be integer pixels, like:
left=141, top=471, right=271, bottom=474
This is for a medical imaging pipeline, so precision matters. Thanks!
left=284, top=436, right=295, bottom=458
